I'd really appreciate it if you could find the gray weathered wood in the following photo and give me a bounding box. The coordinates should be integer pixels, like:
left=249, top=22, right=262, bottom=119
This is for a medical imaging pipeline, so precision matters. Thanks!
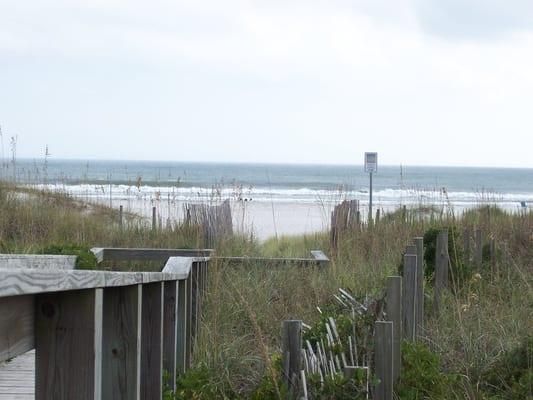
left=152, top=207, right=157, bottom=231
left=282, top=320, right=302, bottom=394
left=374, top=321, right=393, bottom=400
left=139, top=282, right=163, bottom=399
left=185, top=273, right=193, bottom=368
left=310, top=250, right=330, bottom=267
left=0, top=295, right=34, bottom=363
left=434, top=230, right=449, bottom=315
left=190, top=263, right=199, bottom=347
left=413, top=237, right=424, bottom=339
left=474, top=229, right=483, bottom=267
left=0, top=255, right=76, bottom=270
left=35, top=288, right=103, bottom=400
left=176, top=279, right=188, bottom=373
left=402, top=254, right=417, bottom=341
left=90, top=248, right=212, bottom=263
left=386, top=276, right=401, bottom=382
left=0, top=269, right=181, bottom=297
left=140, top=282, right=164, bottom=400
left=0, top=349, right=35, bottom=399
left=163, top=281, right=178, bottom=392
left=119, top=205, right=124, bottom=230
left=463, top=229, right=471, bottom=264
left=102, top=284, right=142, bottom=400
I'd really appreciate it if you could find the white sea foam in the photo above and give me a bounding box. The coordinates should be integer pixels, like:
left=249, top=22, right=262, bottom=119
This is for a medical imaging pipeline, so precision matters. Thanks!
left=30, top=183, right=533, bottom=206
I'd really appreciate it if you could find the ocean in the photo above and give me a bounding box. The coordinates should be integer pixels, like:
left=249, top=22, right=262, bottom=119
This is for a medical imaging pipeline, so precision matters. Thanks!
left=8, top=159, right=533, bottom=238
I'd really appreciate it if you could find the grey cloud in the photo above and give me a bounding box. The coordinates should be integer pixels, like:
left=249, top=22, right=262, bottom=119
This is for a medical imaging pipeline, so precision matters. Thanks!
left=413, top=0, right=533, bottom=40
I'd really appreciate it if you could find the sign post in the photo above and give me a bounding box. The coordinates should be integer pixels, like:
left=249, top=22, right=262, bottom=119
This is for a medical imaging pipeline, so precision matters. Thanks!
left=364, top=152, right=378, bottom=225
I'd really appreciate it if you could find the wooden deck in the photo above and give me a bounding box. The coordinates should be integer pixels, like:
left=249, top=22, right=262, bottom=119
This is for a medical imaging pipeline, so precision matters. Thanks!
left=0, top=350, right=34, bottom=399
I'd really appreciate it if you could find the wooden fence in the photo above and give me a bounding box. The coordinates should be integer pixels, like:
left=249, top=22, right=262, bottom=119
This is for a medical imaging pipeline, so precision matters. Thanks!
left=283, top=225, right=505, bottom=399
left=0, top=252, right=211, bottom=399
left=282, top=236, right=428, bottom=400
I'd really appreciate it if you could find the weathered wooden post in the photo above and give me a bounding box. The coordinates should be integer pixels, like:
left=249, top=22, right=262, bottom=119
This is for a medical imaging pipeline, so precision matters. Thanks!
left=474, top=229, right=483, bottom=267
left=433, top=230, right=449, bottom=315
left=152, top=207, right=157, bottom=231
left=282, top=320, right=302, bottom=395
left=102, top=284, right=142, bottom=400
left=463, top=229, right=471, bottom=264
left=119, top=205, right=124, bottom=230
left=35, top=288, right=104, bottom=400
left=402, top=253, right=417, bottom=341
left=374, top=321, right=393, bottom=400
left=386, top=276, right=401, bottom=382
left=375, top=208, right=380, bottom=225
left=163, top=281, right=178, bottom=392
left=185, top=272, right=193, bottom=368
left=413, top=237, right=424, bottom=338
left=140, top=282, right=164, bottom=400
left=176, top=278, right=188, bottom=373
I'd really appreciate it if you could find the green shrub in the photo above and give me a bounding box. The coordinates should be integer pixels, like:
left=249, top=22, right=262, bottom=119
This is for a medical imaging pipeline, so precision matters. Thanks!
left=483, top=336, right=533, bottom=399
left=396, top=341, right=458, bottom=399
left=173, top=362, right=240, bottom=399
left=40, top=243, right=99, bottom=270
left=420, top=227, right=471, bottom=286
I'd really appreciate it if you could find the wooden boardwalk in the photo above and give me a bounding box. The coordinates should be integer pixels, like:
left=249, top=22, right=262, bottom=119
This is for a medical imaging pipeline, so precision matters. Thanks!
left=0, top=350, right=34, bottom=399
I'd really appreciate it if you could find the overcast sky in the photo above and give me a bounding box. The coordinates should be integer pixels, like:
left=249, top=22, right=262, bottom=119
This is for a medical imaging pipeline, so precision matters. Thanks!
left=1, top=0, right=532, bottom=167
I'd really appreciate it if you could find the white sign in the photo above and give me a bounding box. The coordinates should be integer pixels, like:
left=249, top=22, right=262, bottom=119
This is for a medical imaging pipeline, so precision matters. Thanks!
left=364, top=152, right=378, bottom=173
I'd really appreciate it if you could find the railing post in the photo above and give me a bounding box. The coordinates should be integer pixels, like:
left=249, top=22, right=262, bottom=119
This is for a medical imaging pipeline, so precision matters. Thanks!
left=282, top=320, right=302, bottom=395
left=35, top=288, right=103, bottom=400
left=374, top=321, right=393, bottom=400
left=386, top=276, right=401, bottom=383
left=163, top=280, right=178, bottom=392
left=185, top=273, right=193, bottom=368
left=140, top=282, right=164, bottom=400
left=176, top=278, right=188, bottom=373
left=102, top=284, right=142, bottom=400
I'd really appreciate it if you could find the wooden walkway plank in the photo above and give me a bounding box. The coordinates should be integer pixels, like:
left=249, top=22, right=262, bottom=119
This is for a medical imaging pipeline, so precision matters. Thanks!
left=0, top=350, right=35, bottom=400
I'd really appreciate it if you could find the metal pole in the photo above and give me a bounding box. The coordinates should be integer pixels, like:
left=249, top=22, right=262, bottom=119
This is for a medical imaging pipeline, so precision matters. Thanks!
left=369, top=171, right=373, bottom=225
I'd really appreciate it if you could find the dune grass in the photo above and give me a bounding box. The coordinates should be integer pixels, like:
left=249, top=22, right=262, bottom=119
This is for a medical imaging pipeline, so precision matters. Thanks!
left=0, top=182, right=531, bottom=398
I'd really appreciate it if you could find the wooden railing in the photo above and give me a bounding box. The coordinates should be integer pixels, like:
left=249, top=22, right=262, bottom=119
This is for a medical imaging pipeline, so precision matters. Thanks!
left=0, top=253, right=211, bottom=399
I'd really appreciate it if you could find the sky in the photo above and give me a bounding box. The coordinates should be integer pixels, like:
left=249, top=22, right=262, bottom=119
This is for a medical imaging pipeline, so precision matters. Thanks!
left=1, top=0, right=533, bottom=168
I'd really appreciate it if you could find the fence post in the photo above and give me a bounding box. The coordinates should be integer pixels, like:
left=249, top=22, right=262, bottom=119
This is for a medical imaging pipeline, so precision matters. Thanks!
left=463, top=229, right=471, bottom=264
left=474, top=229, right=483, bottom=267
left=282, top=320, right=302, bottom=395
left=163, top=280, right=178, bottom=392
left=434, top=230, right=449, bottom=316
left=413, top=237, right=424, bottom=338
left=119, top=205, right=124, bottom=230
left=386, top=276, right=401, bottom=382
left=402, top=253, right=417, bottom=341
left=375, top=208, right=380, bottom=225
left=374, top=321, right=393, bottom=400
left=176, top=278, right=188, bottom=373
left=152, top=207, right=157, bottom=231
left=102, top=284, right=142, bottom=400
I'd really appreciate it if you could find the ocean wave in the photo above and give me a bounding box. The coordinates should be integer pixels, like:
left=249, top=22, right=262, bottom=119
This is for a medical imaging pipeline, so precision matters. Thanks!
left=29, top=183, right=533, bottom=205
